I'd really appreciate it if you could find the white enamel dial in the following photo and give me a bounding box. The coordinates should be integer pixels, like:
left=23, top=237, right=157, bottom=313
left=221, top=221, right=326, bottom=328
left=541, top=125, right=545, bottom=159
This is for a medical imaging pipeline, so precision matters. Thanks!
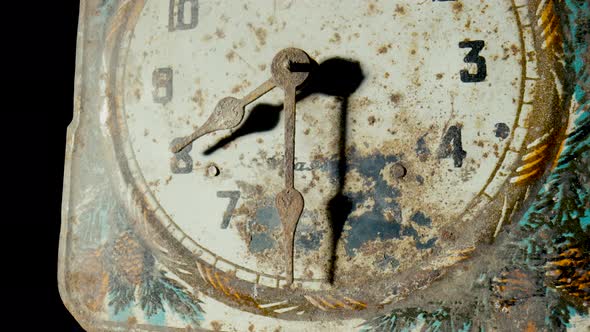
left=118, top=0, right=530, bottom=293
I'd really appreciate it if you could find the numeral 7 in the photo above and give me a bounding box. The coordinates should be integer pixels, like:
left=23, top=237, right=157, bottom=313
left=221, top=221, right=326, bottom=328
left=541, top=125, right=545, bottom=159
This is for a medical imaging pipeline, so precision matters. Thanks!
left=217, top=191, right=241, bottom=229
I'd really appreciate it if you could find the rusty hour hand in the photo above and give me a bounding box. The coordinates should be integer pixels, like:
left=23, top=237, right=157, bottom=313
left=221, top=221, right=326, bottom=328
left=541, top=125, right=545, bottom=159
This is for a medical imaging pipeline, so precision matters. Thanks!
left=170, top=78, right=276, bottom=153
left=271, top=48, right=312, bottom=286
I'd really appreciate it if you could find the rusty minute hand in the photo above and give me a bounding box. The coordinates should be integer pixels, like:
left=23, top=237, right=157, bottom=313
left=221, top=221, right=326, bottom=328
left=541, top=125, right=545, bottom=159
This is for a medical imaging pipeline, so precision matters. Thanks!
left=170, top=78, right=276, bottom=153
left=270, top=48, right=312, bottom=286
left=275, top=82, right=304, bottom=286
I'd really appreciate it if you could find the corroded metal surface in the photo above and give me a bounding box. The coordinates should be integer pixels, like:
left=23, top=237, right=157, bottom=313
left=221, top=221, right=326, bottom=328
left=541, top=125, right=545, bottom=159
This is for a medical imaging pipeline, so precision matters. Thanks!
left=271, top=48, right=311, bottom=286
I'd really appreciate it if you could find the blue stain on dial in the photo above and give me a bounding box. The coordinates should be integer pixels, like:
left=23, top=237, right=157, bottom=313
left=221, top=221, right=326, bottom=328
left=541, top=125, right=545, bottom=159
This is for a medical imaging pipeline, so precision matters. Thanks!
left=342, top=149, right=437, bottom=256
left=247, top=148, right=437, bottom=258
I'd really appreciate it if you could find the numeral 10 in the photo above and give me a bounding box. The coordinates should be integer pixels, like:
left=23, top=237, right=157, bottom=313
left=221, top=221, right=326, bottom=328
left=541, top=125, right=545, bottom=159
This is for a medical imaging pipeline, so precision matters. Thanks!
left=169, top=0, right=199, bottom=31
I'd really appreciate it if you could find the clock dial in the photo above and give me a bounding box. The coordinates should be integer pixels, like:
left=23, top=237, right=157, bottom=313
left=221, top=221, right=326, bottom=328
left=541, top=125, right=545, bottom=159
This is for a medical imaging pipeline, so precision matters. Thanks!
left=108, top=0, right=563, bottom=319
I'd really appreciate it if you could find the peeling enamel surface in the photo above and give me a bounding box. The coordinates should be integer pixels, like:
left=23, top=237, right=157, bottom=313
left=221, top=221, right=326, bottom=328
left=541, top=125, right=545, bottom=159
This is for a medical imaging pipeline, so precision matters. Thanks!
left=121, top=0, right=525, bottom=287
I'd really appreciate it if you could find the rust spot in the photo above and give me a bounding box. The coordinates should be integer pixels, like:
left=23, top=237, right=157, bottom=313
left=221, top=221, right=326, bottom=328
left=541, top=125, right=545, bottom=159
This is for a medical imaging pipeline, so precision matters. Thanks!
left=526, top=51, right=536, bottom=62
left=378, top=44, right=392, bottom=55
left=231, top=80, right=252, bottom=95
left=440, top=229, right=456, bottom=241
left=525, top=321, right=537, bottom=332
left=226, top=50, right=236, bottom=62
left=501, top=43, right=520, bottom=60
left=368, top=116, right=376, bottom=126
left=464, top=19, right=471, bottom=29
left=192, top=89, right=204, bottom=110
left=436, top=73, right=444, bottom=80
left=231, top=85, right=242, bottom=94
left=215, top=28, right=226, bottom=39
left=248, top=24, right=268, bottom=46
left=390, top=93, right=403, bottom=105
left=211, top=321, right=223, bottom=331
left=68, top=252, right=109, bottom=312
left=493, top=144, right=500, bottom=157
left=148, top=179, right=160, bottom=189
left=234, top=220, right=252, bottom=247
left=367, top=2, right=381, bottom=15
left=351, top=96, right=374, bottom=109
left=510, top=44, right=520, bottom=56
left=394, top=5, right=405, bottom=15
left=452, top=2, right=463, bottom=14
left=329, top=32, right=342, bottom=44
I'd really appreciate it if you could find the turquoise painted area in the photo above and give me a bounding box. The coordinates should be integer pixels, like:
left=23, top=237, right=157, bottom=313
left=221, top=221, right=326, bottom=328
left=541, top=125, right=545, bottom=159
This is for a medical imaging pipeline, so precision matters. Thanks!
left=359, top=308, right=476, bottom=331
left=574, top=83, right=587, bottom=102
left=565, top=0, right=590, bottom=103
left=146, top=308, right=166, bottom=326
left=581, top=209, right=590, bottom=230
left=565, top=1, right=590, bottom=57
left=431, top=320, right=442, bottom=330
left=407, top=314, right=424, bottom=331
left=457, top=322, right=472, bottom=332
left=98, top=0, right=118, bottom=17
left=159, top=277, right=205, bottom=324
left=109, top=300, right=133, bottom=322
left=565, top=306, right=578, bottom=328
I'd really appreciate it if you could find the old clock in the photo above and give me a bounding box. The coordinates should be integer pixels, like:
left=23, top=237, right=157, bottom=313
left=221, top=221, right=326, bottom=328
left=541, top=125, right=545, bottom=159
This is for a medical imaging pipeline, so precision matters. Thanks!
left=60, top=0, right=590, bottom=331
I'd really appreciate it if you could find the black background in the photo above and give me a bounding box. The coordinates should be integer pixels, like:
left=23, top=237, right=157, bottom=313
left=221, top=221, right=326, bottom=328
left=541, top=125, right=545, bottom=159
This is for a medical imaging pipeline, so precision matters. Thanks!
left=8, top=1, right=84, bottom=330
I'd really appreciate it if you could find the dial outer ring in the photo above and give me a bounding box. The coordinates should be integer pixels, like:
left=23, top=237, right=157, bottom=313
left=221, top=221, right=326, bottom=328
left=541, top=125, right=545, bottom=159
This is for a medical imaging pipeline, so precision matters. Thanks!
left=103, top=0, right=570, bottom=321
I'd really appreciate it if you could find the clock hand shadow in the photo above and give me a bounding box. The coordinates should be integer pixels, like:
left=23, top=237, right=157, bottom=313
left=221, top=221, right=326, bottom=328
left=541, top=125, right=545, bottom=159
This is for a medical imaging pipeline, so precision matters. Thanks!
left=308, top=58, right=365, bottom=284
left=202, top=58, right=365, bottom=285
left=202, top=103, right=283, bottom=155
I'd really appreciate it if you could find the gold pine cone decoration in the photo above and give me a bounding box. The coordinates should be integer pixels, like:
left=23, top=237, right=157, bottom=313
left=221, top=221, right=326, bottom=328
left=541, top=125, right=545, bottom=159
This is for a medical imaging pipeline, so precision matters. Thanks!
left=109, top=231, right=146, bottom=285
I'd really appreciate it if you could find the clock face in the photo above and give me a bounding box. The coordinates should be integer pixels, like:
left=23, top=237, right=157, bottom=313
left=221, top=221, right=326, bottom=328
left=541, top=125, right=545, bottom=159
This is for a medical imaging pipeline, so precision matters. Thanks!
left=108, top=0, right=561, bottom=320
